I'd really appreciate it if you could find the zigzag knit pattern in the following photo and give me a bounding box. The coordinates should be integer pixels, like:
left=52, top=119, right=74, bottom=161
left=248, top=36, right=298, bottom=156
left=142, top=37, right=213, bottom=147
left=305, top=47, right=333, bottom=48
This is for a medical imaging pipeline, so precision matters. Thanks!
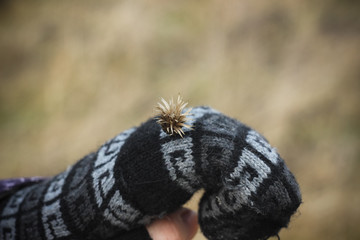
left=0, top=107, right=301, bottom=240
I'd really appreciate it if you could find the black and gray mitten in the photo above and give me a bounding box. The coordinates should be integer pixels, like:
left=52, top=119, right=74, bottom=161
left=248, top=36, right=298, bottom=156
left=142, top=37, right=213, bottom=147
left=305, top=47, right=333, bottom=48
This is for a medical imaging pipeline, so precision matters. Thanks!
left=0, top=106, right=301, bottom=240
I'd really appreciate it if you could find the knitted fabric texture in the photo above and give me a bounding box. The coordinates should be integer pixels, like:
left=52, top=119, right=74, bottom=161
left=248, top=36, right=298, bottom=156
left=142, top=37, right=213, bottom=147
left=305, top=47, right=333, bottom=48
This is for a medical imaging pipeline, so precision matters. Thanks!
left=0, top=106, right=301, bottom=240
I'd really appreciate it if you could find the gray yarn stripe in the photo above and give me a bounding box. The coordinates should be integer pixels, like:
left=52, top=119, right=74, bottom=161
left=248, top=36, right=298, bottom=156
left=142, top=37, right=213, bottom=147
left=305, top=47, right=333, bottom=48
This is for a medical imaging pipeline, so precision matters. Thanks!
left=43, top=167, right=71, bottom=203
left=1, top=187, right=32, bottom=217
left=246, top=130, right=279, bottom=165
left=201, top=147, right=272, bottom=219
left=161, top=137, right=198, bottom=193
left=228, top=148, right=271, bottom=197
left=41, top=167, right=72, bottom=240
left=190, top=107, right=219, bottom=122
left=103, top=190, right=141, bottom=230
left=0, top=217, right=16, bottom=240
left=181, top=107, right=220, bottom=135
left=94, top=128, right=135, bottom=168
left=92, top=128, right=135, bottom=207
left=200, top=187, right=249, bottom=219
left=201, top=113, right=238, bottom=137
left=42, top=200, right=71, bottom=239
left=0, top=187, right=32, bottom=240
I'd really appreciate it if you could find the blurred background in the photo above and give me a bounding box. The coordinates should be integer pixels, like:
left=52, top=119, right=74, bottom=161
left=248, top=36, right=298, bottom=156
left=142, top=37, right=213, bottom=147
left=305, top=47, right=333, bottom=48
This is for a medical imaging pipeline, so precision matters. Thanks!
left=0, top=0, right=359, bottom=239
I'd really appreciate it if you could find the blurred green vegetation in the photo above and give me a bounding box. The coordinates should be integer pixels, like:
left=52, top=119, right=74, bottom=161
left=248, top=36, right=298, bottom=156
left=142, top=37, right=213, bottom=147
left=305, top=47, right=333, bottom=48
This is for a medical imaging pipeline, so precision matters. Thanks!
left=0, top=0, right=359, bottom=239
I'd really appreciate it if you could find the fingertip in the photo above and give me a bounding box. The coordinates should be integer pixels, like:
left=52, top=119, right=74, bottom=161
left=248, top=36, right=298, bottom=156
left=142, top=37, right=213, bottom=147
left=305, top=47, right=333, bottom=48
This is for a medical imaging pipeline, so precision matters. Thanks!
left=147, top=208, right=199, bottom=240
left=179, top=208, right=199, bottom=239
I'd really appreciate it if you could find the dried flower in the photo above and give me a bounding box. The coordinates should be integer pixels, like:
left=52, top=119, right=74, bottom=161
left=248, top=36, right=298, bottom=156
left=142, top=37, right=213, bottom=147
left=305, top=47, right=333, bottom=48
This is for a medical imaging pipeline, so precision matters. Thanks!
left=155, top=95, right=193, bottom=137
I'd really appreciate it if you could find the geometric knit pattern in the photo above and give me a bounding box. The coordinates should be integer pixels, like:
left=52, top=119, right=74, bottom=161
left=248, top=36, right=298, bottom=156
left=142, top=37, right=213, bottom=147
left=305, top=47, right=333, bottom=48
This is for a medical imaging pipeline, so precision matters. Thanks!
left=0, top=106, right=301, bottom=240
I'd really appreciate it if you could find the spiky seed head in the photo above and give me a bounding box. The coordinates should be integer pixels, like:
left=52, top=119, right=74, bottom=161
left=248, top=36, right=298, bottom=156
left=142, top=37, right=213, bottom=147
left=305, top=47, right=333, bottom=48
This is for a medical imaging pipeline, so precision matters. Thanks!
left=155, top=95, right=193, bottom=137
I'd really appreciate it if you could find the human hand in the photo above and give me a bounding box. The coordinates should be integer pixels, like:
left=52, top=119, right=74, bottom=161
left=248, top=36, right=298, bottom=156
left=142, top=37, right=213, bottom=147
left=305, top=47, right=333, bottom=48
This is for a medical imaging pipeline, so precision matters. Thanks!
left=147, top=208, right=198, bottom=240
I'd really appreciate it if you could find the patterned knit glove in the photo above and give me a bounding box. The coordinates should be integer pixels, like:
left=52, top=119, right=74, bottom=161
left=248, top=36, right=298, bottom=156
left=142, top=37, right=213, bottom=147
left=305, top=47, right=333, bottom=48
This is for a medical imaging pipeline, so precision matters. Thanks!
left=0, top=106, right=301, bottom=240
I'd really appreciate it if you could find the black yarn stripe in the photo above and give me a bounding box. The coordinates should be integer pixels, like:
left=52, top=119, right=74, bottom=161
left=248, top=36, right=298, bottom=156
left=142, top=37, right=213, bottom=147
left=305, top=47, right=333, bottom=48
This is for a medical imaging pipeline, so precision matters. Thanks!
left=191, top=115, right=251, bottom=190
left=59, top=152, right=132, bottom=239
left=0, top=180, right=44, bottom=209
left=190, top=120, right=206, bottom=190
left=190, top=113, right=231, bottom=190
left=200, top=210, right=251, bottom=240
left=0, top=181, right=47, bottom=219
left=200, top=206, right=282, bottom=240
left=97, top=171, right=114, bottom=206
left=245, top=145, right=300, bottom=211
left=37, top=181, right=51, bottom=240
left=16, top=185, right=44, bottom=215
left=82, top=145, right=144, bottom=228
left=60, top=154, right=95, bottom=238
left=115, top=118, right=193, bottom=216
left=5, top=181, right=48, bottom=240
left=114, top=123, right=153, bottom=215
left=14, top=190, right=26, bottom=240
left=270, top=161, right=301, bottom=212
left=91, top=141, right=147, bottom=228
left=118, top=227, right=152, bottom=240
left=224, top=125, right=252, bottom=180
left=15, top=185, right=39, bottom=240
left=0, top=196, right=6, bottom=216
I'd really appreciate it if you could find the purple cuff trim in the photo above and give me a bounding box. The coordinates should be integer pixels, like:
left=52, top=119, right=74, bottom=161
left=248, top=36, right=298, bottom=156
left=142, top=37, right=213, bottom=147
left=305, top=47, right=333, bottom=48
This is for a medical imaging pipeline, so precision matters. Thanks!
left=0, top=177, right=47, bottom=194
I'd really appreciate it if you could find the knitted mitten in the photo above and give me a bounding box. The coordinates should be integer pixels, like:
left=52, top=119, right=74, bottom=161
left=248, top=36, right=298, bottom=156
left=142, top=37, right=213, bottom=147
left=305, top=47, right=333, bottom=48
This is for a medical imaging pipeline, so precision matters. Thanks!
left=0, top=106, right=301, bottom=240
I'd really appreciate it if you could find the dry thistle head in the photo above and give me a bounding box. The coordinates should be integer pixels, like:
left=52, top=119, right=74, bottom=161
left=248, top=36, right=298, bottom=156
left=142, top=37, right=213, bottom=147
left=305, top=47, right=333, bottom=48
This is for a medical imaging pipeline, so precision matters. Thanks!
left=155, top=95, right=193, bottom=137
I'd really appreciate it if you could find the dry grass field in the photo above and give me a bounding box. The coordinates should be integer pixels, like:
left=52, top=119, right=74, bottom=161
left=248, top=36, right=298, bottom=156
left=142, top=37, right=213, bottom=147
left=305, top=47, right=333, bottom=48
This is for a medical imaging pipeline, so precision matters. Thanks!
left=0, top=0, right=359, bottom=239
